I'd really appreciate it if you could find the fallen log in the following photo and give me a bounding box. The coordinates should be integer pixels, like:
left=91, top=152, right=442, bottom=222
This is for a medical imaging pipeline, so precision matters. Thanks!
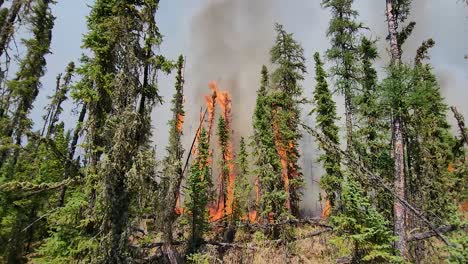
left=408, top=225, right=464, bottom=242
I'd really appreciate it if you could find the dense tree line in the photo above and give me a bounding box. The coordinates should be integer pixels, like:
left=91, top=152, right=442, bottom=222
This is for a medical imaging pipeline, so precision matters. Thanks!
left=0, top=0, right=465, bottom=263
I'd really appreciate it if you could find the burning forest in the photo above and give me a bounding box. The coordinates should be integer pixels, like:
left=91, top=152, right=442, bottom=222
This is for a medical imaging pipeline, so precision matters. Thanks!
left=0, top=0, right=467, bottom=264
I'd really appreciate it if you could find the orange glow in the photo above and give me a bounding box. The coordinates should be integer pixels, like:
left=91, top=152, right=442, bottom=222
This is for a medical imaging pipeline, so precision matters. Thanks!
left=459, top=201, right=468, bottom=212
left=204, top=81, right=237, bottom=222
left=175, top=196, right=184, bottom=215
left=176, top=113, right=185, bottom=133
left=321, top=200, right=331, bottom=219
left=448, top=162, right=455, bottom=173
left=272, top=112, right=291, bottom=211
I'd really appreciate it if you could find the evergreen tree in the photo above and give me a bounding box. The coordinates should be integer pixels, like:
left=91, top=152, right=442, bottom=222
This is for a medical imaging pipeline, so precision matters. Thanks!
left=269, top=23, right=306, bottom=217
left=160, top=55, right=185, bottom=252
left=252, top=65, right=286, bottom=221
left=216, top=115, right=230, bottom=222
left=322, top=0, right=362, bottom=150
left=311, top=52, right=342, bottom=210
left=332, top=179, right=403, bottom=263
left=355, top=37, right=393, bottom=207
left=0, top=0, right=55, bottom=168
left=233, top=137, right=251, bottom=223
left=186, top=128, right=212, bottom=251
left=384, top=0, right=413, bottom=257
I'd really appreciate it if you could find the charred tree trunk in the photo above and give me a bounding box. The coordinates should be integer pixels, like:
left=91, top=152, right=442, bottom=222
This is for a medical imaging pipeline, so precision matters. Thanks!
left=386, top=0, right=407, bottom=258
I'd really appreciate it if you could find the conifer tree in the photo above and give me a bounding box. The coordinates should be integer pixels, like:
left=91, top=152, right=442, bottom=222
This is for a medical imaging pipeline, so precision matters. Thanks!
left=252, top=65, right=286, bottom=221
left=42, top=62, right=75, bottom=138
left=233, top=137, right=251, bottom=223
left=186, top=128, right=211, bottom=251
left=0, top=0, right=55, bottom=168
left=355, top=37, right=393, bottom=202
left=217, top=115, right=230, bottom=220
left=160, top=55, right=185, bottom=260
left=311, top=52, right=342, bottom=210
left=322, top=0, right=362, bottom=150
left=384, top=0, right=413, bottom=257
left=332, top=179, right=402, bottom=263
left=269, top=23, right=306, bottom=216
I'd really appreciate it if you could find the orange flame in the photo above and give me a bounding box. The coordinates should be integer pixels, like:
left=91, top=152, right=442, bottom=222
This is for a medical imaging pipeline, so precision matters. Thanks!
left=321, top=200, right=332, bottom=219
left=176, top=113, right=185, bottom=133
left=272, top=112, right=291, bottom=211
left=203, top=81, right=237, bottom=222
left=448, top=162, right=455, bottom=173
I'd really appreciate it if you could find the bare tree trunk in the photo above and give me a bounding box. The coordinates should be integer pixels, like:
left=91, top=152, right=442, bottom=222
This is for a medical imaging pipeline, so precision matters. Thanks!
left=386, top=0, right=401, bottom=62
left=0, top=0, right=23, bottom=58
left=386, top=0, right=407, bottom=258
left=392, top=116, right=407, bottom=257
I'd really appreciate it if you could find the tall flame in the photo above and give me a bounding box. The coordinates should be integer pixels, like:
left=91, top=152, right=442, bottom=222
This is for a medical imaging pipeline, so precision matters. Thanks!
left=321, top=200, right=331, bottom=219
left=272, top=111, right=291, bottom=212
left=176, top=113, right=185, bottom=133
left=204, top=81, right=237, bottom=222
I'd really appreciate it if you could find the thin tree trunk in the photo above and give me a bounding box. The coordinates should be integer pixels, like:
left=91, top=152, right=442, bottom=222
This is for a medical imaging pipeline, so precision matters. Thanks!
left=385, top=0, right=408, bottom=257
left=0, top=0, right=23, bottom=58
left=57, top=103, right=87, bottom=207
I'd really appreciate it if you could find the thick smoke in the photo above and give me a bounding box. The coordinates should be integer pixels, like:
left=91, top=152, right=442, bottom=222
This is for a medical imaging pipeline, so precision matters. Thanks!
left=154, top=0, right=468, bottom=217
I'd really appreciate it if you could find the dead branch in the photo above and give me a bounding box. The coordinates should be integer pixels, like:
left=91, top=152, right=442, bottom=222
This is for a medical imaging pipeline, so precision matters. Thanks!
left=451, top=106, right=468, bottom=146
left=408, top=224, right=464, bottom=242
left=300, top=123, right=451, bottom=246
left=239, top=217, right=331, bottom=230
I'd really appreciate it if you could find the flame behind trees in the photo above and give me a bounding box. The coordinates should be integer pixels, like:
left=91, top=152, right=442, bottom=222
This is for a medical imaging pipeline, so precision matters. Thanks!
left=269, top=23, right=306, bottom=217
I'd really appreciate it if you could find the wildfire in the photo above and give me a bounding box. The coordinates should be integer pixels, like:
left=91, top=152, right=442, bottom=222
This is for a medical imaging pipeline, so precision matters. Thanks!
left=176, top=113, right=185, bottom=133
left=272, top=111, right=291, bottom=212
left=204, top=81, right=237, bottom=222
left=321, top=200, right=331, bottom=219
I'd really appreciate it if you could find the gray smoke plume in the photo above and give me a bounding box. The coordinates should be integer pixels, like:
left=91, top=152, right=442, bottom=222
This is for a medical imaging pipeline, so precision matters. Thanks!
left=153, top=0, right=468, bottom=217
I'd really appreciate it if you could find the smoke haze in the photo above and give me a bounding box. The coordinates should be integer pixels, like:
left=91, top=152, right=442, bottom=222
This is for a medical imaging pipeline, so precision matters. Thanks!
left=152, top=0, right=468, bottom=216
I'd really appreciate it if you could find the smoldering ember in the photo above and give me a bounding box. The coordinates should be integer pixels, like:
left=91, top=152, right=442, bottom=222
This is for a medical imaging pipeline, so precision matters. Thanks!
left=0, top=0, right=466, bottom=263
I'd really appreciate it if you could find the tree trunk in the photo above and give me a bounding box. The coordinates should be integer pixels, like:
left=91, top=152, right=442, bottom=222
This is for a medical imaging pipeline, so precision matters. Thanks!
left=385, top=0, right=408, bottom=258
left=386, top=0, right=401, bottom=62
left=57, top=103, right=87, bottom=207
left=392, top=116, right=407, bottom=257
left=0, top=0, right=23, bottom=58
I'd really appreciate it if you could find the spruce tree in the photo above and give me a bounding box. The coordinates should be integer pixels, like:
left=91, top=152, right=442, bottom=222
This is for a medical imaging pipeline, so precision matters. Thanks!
left=186, top=128, right=211, bottom=251
left=322, top=0, right=362, bottom=150
left=269, top=23, right=306, bottom=217
left=311, top=52, right=342, bottom=210
left=0, top=0, right=55, bottom=168
left=332, top=179, right=403, bottom=263
left=252, top=65, right=285, bottom=221
left=160, top=55, right=185, bottom=260
left=384, top=0, right=413, bottom=257
left=233, top=137, right=251, bottom=223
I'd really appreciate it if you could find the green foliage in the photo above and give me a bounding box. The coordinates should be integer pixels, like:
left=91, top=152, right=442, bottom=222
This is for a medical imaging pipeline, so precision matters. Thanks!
left=312, top=52, right=342, bottom=209
left=269, top=23, right=306, bottom=216
left=233, top=137, right=252, bottom=223
left=186, top=128, right=212, bottom=250
left=187, top=252, right=210, bottom=264
left=252, top=66, right=286, bottom=221
left=331, top=179, right=403, bottom=263
left=447, top=231, right=468, bottom=264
